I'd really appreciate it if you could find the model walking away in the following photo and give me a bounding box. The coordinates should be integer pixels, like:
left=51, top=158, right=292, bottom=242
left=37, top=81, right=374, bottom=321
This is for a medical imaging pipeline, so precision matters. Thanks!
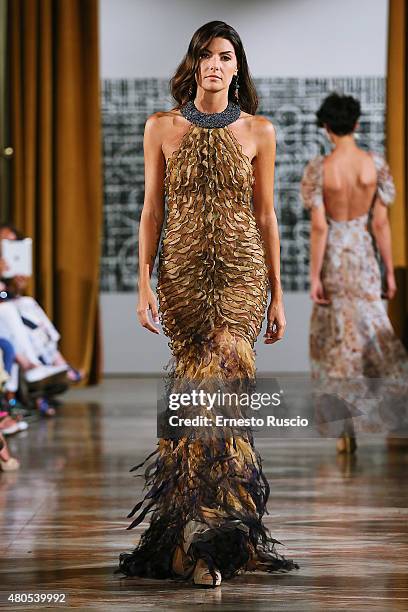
left=301, top=93, right=408, bottom=454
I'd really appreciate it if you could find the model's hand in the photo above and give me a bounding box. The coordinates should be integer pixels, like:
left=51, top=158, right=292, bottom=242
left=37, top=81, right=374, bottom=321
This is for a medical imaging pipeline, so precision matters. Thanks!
left=137, top=285, right=160, bottom=334
left=310, top=277, right=331, bottom=305
left=384, top=270, right=397, bottom=300
left=264, top=299, right=286, bottom=344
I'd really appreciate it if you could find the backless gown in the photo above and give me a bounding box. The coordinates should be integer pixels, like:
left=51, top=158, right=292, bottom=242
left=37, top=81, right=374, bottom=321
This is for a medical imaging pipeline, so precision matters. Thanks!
left=301, top=153, right=408, bottom=432
left=117, top=103, right=298, bottom=581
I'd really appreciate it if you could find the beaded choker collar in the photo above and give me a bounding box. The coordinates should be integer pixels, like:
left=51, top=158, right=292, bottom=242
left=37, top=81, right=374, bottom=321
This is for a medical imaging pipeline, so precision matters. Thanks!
left=180, top=100, right=241, bottom=129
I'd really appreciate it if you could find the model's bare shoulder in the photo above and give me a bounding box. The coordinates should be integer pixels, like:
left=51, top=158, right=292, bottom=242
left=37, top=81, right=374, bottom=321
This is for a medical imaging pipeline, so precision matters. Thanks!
left=145, top=109, right=186, bottom=137
left=252, top=115, right=276, bottom=137
left=249, top=115, right=276, bottom=153
left=144, top=112, right=164, bottom=140
left=145, top=111, right=172, bottom=130
left=144, top=111, right=176, bottom=145
left=239, top=113, right=275, bottom=137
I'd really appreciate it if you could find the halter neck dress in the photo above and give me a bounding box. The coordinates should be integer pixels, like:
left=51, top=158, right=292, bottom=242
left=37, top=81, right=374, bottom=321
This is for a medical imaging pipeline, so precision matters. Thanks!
left=118, top=102, right=298, bottom=582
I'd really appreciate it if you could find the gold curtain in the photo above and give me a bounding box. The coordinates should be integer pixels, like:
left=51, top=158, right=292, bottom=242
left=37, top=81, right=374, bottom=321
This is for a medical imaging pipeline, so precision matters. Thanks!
left=387, top=0, right=408, bottom=347
left=7, top=0, right=103, bottom=383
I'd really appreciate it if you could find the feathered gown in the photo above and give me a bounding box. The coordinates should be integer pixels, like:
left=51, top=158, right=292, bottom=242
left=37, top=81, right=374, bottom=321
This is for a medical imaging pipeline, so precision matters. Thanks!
left=117, top=121, right=298, bottom=581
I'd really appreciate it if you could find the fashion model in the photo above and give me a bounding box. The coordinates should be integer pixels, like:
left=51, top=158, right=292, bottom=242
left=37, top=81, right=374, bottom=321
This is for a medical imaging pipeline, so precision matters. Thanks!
left=117, top=21, right=297, bottom=587
left=301, top=93, right=408, bottom=454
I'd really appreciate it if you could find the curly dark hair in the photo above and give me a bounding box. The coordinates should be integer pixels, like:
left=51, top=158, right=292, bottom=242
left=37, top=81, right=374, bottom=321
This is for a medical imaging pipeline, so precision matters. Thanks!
left=316, top=92, right=361, bottom=136
left=170, top=21, right=258, bottom=115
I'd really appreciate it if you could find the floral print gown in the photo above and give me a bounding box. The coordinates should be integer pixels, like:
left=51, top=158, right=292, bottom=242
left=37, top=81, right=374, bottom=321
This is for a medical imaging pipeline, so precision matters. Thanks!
left=300, top=153, right=408, bottom=412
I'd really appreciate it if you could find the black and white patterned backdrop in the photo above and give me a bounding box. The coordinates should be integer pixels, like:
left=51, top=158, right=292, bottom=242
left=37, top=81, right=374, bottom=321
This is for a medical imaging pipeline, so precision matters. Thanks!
left=101, top=77, right=385, bottom=292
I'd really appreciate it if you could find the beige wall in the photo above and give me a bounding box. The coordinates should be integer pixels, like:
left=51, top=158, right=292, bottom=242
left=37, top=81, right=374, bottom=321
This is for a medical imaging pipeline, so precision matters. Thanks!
left=99, top=0, right=389, bottom=374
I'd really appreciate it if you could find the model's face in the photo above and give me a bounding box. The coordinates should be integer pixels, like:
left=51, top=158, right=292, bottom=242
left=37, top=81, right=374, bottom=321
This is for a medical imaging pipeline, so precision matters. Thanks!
left=196, top=37, right=238, bottom=94
left=0, top=228, right=17, bottom=241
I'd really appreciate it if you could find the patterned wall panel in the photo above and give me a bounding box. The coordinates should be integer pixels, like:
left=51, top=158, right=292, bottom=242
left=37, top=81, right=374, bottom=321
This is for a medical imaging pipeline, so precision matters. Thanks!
left=101, top=77, right=385, bottom=292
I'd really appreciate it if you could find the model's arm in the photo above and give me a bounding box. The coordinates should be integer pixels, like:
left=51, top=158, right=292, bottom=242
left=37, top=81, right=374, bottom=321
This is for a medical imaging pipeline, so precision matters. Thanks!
left=371, top=197, right=396, bottom=299
left=309, top=207, right=330, bottom=305
left=137, top=115, right=166, bottom=334
left=252, top=118, right=285, bottom=344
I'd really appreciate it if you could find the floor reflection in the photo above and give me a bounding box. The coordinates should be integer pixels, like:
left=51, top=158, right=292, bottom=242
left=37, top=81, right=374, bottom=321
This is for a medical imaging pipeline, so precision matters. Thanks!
left=0, top=379, right=407, bottom=611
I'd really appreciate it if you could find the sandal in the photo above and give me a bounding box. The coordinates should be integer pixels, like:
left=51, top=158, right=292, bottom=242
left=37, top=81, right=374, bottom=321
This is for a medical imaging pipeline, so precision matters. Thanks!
left=193, top=559, right=221, bottom=588
left=0, top=434, right=20, bottom=471
left=0, top=415, right=28, bottom=435
left=336, top=433, right=357, bottom=454
left=36, top=398, right=56, bottom=418
left=67, top=367, right=84, bottom=383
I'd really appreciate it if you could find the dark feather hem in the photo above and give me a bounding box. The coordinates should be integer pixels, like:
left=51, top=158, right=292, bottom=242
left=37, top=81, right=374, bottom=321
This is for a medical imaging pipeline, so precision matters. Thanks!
left=117, top=528, right=298, bottom=581
left=117, top=331, right=299, bottom=582
left=116, top=438, right=299, bottom=581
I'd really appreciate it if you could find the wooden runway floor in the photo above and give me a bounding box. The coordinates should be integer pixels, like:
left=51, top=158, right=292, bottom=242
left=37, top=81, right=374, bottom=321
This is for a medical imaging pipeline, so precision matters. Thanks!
left=1, top=379, right=407, bottom=611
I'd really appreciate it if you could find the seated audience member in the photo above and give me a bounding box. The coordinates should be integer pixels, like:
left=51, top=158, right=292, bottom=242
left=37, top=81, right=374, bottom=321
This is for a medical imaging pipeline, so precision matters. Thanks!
left=0, top=296, right=68, bottom=382
left=0, top=223, right=83, bottom=416
left=0, top=338, right=29, bottom=433
left=0, top=223, right=82, bottom=380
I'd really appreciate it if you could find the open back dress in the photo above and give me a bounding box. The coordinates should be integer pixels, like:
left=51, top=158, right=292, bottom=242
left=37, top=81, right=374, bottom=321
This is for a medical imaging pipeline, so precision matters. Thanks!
left=301, top=152, right=408, bottom=380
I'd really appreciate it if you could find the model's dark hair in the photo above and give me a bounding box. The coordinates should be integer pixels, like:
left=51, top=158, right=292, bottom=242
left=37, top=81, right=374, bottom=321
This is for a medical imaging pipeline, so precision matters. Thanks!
left=316, top=92, right=361, bottom=136
left=170, top=21, right=258, bottom=115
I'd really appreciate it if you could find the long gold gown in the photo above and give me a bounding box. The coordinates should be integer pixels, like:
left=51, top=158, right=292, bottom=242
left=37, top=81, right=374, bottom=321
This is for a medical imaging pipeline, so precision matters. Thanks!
left=118, top=108, right=297, bottom=582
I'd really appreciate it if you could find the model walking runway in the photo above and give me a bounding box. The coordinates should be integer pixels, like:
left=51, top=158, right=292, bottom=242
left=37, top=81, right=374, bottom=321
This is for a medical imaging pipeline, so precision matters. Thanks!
left=117, top=21, right=298, bottom=586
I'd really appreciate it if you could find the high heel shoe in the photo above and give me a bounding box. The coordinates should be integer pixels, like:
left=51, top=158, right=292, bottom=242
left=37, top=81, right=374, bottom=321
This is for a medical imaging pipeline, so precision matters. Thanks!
left=336, top=433, right=357, bottom=454
left=0, top=434, right=20, bottom=472
left=193, top=559, right=221, bottom=588
left=36, top=398, right=56, bottom=417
